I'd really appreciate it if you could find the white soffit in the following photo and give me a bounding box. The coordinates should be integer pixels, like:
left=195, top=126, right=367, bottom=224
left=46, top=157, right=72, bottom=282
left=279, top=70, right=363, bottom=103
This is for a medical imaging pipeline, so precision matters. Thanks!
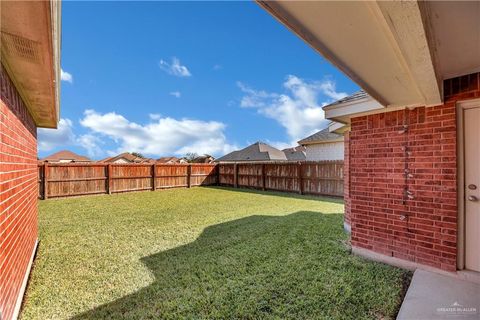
left=257, top=1, right=443, bottom=108
left=426, top=1, right=480, bottom=80
left=323, top=96, right=384, bottom=124
left=1, top=1, right=60, bottom=128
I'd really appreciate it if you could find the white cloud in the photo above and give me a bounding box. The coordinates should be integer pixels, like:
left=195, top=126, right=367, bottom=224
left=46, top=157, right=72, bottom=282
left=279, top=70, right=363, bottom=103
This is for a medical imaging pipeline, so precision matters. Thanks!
left=77, top=134, right=104, bottom=158
left=213, top=64, right=222, bottom=71
left=170, top=91, right=181, bottom=98
left=37, top=111, right=238, bottom=158
left=238, top=75, right=347, bottom=144
left=149, top=113, right=162, bottom=120
left=265, top=140, right=292, bottom=151
left=37, top=118, right=104, bottom=158
left=237, top=82, right=279, bottom=108
left=38, top=118, right=76, bottom=151
left=158, top=57, right=191, bottom=77
left=80, top=110, right=237, bottom=157
left=60, top=69, right=73, bottom=83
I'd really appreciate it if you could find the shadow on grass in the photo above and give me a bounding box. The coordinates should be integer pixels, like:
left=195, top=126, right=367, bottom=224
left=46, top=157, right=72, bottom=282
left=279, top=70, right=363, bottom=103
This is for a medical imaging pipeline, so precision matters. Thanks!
left=203, top=185, right=345, bottom=204
left=72, top=211, right=406, bottom=319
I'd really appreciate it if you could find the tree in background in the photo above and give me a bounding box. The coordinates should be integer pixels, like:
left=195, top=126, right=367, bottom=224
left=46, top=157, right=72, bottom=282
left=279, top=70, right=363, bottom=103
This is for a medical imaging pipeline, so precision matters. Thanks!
left=184, top=152, right=199, bottom=163
left=131, top=152, right=145, bottom=159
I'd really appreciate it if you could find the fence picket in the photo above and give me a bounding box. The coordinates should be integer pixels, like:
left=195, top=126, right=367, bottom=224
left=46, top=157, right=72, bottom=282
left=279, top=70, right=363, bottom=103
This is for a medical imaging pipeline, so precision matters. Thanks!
left=37, top=161, right=343, bottom=199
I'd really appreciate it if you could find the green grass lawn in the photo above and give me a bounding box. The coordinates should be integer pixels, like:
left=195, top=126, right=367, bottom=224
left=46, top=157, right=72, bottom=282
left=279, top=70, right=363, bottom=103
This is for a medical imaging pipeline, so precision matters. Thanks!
left=21, top=187, right=410, bottom=319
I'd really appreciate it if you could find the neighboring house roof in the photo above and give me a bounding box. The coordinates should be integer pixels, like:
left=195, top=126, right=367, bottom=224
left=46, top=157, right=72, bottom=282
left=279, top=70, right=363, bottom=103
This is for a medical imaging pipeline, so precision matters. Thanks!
left=41, top=150, right=91, bottom=162
left=298, top=128, right=344, bottom=145
left=157, top=157, right=180, bottom=164
left=216, top=142, right=287, bottom=162
left=100, top=152, right=153, bottom=163
left=324, top=90, right=368, bottom=108
left=322, top=90, right=383, bottom=124
left=98, top=156, right=112, bottom=162
left=192, top=155, right=215, bottom=163
left=282, top=146, right=306, bottom=161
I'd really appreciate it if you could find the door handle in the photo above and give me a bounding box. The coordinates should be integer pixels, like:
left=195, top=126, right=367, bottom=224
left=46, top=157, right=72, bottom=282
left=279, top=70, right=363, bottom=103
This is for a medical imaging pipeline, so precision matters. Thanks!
left=468, top=195, right=478, bottom=201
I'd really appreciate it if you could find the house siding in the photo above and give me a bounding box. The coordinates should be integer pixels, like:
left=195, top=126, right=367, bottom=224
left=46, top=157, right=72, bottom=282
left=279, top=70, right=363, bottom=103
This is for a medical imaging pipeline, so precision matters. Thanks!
left=348, top=72, right=480, bottom=272
left=305, top=141, right=344, bottom=161
left=0, top=65, right=38, bottom=320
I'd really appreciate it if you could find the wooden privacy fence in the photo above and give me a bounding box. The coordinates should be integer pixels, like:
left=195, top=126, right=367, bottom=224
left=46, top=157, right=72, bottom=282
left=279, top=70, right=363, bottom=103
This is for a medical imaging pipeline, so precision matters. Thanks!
left=38, top=161, right=344, bottom=199
left=218, top=161, right=344, bottom=197
left=38, top=163, right=217, bottom=199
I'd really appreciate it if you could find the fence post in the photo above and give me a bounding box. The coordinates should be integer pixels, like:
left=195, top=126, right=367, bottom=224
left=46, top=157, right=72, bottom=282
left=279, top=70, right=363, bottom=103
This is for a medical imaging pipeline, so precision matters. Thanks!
left=233, top=163, right=238, bottom=188
left=152, top=163, right=157, bottom=191
left=187, top=164, right=192, bottom=188
left=262, top=163, right=266, bottom=191
left=43, top=163, right=48, bottom=199
left=107, top=164, right=112, bottom=194
left=216, top=164, right=220, bottom=185
left=298, top=162, right=304, bottom=195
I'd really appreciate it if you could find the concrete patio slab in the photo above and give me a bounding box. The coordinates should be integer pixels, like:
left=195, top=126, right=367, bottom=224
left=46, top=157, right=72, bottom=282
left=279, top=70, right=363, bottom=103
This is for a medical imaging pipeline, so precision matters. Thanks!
left=397, top=269, right=480, bottom=320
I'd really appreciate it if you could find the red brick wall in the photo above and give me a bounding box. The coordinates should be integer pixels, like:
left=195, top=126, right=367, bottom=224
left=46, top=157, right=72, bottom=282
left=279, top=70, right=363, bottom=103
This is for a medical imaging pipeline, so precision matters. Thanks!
left=343, top=131, right=351, bottom=230
left=0, top=64, right=38, bottom=320
left=349, top=72, right=480, bottom=272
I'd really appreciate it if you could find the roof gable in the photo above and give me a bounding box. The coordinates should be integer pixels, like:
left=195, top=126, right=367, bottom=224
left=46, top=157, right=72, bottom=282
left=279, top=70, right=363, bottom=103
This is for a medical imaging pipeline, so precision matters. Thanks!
left=100, top=152, right=153, bottom=163
left=298, top=128, right=343, bottom=145
left=41, top=150, right=91, bottom=162
left=216, top=142, right=287, bottom=162
left=282, top=146, right=306, bottom=161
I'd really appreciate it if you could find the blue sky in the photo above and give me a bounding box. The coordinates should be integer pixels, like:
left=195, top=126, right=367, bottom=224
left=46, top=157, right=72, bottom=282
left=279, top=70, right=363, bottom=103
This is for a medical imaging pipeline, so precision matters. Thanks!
left=38, top=1, right=359, bottom=160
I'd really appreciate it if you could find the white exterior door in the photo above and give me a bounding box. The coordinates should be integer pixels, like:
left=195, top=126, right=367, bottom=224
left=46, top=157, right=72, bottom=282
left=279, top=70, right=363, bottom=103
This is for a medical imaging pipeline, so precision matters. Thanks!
left=464, top=106, right=480, bottom=272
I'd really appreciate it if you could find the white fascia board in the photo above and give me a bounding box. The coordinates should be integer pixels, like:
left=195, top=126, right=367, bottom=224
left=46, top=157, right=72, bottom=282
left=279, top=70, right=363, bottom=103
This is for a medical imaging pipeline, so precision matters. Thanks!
left=300, top=139, right=344, bottom=146
left=328, top=121, right=349, bottom=133
left=323, top=97, right=384, bottom=121
left=51, top=0, right=62, bottom=127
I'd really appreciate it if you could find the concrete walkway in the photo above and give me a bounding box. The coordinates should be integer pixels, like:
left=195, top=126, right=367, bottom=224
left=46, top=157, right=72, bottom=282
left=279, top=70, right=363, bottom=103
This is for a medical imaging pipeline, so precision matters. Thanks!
left=397, top=269, right=480, bottom=320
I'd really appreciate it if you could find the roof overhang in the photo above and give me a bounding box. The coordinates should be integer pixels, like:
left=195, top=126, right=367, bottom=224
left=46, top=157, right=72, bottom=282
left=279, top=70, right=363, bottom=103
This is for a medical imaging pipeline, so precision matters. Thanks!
left=328, top=121, right=350, bottom=134
left=1, top=0, right=61, bottom=128
left=300, top=138, right=344, bottom=146
left=258, top=1, right=480, bottom=109
left=323, top=94, right=384, bottom=124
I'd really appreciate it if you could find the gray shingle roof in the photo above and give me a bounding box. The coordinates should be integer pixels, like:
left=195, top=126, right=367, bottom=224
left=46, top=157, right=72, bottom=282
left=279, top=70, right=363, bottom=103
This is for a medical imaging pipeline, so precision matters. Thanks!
left=324, top=90, right=368, bottom=108
left=298, top=128, right=343, bottom=145
left=216, top=142, right=287, bottom=162
left=282, top=146, right=306, bottom=161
